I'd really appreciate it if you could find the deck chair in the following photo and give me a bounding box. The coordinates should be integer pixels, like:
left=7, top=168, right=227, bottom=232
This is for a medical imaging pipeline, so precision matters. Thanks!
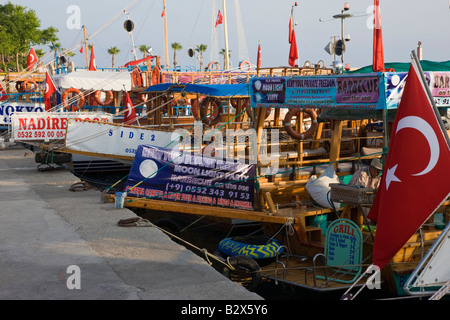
left=313, top=218, right=363, bottom=284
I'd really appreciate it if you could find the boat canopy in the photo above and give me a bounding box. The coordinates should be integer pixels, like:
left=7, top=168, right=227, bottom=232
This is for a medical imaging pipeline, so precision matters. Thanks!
left=53, top=70, right=132, bottom=91
left=347, top=60, right=450, bottom=74
left=144, top=83, right=249, bottom=98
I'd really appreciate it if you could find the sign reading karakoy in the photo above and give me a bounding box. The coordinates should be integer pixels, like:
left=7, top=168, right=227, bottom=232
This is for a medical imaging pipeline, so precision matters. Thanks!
left=11, top=112, right=113, bottom=141
left=251, top=75, right=383, bottom=109
left=125, top=145, right=255, bottom=210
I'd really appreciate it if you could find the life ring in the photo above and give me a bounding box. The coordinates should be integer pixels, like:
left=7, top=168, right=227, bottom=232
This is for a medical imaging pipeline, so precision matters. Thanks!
left=151, top=66, right=160, bottom=85
left=221, top=255, right=261, bottom=292
left=62, top=88, right=85, bottom=111
left=199, top=97, right=222, bottom=126
left=131, top=67, right=143, bottom=87
left=190, top=97, right=204, bottom=120
left=206, top=61, right=220, bottom=71
left=22, top=79, right=38, bottom=92
left=239, top=60, right=251, bottom=71
left=218, top=236, right=284, bottom=260
left=0, top=85, right=7, bottom=101
left=244, top=99, right=271, bottom=120
left=283, top=108, right=318, bottom=140
left=94, top=90, right=114, bottom=105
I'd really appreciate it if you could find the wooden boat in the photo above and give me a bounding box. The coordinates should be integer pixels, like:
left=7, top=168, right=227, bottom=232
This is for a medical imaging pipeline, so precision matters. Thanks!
left=100, top=61, right=450, bottom=297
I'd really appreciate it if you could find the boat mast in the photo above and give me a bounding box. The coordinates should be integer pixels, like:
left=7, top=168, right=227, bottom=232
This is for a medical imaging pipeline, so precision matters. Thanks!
left=163, top=0, right=170, bottom=68
left=222, top=0, right=230, bottom=70
left=83, top=25, right=89, bottom=67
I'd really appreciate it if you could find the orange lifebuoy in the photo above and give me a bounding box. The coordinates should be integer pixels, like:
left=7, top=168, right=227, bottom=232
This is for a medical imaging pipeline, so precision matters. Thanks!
left=207, top=61, right=220, bottom=71
left=62, top=88, right=85, bottom=111
left=22, top=79, right=38, bottom=92
left=151, top=66, right=160, bottom=85
left=131, top=67, right=143, bottom=87
left=94, top=90, right=114, bottom=105
left=283, top=108, right=318, bottom=140
left=239, top=60, right=251, bottom=71
left=190, top=97, right=205, bottom=120
left=199, top=97, right=222, bottom=126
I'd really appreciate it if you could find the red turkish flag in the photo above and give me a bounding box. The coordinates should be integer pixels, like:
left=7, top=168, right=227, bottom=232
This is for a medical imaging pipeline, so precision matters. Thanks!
left=368, top=58, right=450, bottom=269
left=288, top=17, right=298, bottom=67
left=27, top=47, right=37, bottom=70
left=257, top=41, right=261, bottom=69
left=89, top=46, right=97, bottom=71
left=44, top=70, right=57, bottom=111
left=215, top=10, right=223, bottom=28
left=123, top=91, right=137, bottom=125
left=372, top=0, right=385, bottom=72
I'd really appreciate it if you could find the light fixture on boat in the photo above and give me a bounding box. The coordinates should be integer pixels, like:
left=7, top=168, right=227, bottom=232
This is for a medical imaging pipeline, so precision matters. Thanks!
left=344, top=3, right=350, bottom=11
left=332, top=61, right=343, bottom=73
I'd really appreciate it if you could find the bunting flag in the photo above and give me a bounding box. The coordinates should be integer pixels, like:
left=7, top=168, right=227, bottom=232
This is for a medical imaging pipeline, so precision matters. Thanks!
left=257, top=40, right=261, bottom=69
left=161, top=8, right=166, bottom=17
left=79, top=46, right=84, bottom=54
left=123, top=91, right=137, bottom=125
left=27, top=47, right=37, bottom=70
left=372, top=0, right=385, bottom=72
left=288, top=15, right=298, bottom=67
left=44, top=70, right=57, bottom=111
left=89, top=45, right=97, bottom=71
left=367, top=57, right=450, bottom=269
left=215, top=10, right=223, bottom=28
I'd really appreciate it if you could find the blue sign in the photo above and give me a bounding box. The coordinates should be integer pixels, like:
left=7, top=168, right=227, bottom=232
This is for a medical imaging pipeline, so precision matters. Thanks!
left=125, top=145, right=255, bottom=210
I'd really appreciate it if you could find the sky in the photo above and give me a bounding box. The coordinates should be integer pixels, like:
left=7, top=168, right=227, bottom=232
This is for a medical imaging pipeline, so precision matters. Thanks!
left=6, top=0, right=450, bottom=71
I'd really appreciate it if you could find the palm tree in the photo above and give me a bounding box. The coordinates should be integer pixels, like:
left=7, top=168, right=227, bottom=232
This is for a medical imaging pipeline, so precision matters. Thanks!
left=195, top=44, right=207, bottom=71
left=107, top=46, right=120, bottom=68
left=171, top=42, right=182, bottom=69
left=219, top=48, right=231, bottom=69
left=139, top=45, right=150, bottom=58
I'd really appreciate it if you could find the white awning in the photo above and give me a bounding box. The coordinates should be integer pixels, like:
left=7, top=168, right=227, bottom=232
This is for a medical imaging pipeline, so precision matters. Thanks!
left=53, top=70, right=132, bottom=91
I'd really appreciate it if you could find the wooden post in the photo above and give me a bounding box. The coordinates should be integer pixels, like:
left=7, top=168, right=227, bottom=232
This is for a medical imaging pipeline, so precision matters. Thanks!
left=329, top=120, right=343, bottom=171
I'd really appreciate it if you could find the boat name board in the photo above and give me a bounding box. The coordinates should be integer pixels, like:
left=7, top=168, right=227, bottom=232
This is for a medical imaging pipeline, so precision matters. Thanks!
left=11, top=112, right=113, bottom=142
left=0, top=102, right=45, bottom=125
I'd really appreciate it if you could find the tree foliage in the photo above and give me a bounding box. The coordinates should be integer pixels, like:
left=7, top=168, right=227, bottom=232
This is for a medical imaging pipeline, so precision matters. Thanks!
left=0, top=2, right=59, bottom=71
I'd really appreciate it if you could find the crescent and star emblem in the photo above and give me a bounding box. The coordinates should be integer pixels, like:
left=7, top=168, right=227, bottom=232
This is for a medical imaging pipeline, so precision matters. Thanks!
left=385, top=116, right=440, bottom=190
left=126, top=102, right=132, bottom=117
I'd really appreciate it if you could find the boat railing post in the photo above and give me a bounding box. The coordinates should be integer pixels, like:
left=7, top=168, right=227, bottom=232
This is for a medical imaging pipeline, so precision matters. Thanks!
left=312, top=253, right=327, bottom=287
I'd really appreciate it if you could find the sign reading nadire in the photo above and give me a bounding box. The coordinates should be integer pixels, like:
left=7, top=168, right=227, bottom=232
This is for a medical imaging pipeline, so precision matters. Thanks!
left=11, top=112, right=113, bottom=141
left=125, top=145, right=256, bottom=210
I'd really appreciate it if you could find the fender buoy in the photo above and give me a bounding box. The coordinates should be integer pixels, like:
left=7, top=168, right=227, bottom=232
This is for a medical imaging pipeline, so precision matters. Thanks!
left=239, top=60, right=251, bottom=71
left=221, top=255, right=262, bottom=292
left=283, top=108, right=318, bottom=140
left=151, top=66, right=160, bottom=85
left=131, top=67, right=143, bottom=87
left=22, top=79, right=38, bottom=92
left=15, top=81, right=23, bottom=93
left=199, top=97, right=222, bottom=126
left=218, top=236, right=284, bottom=260
left=0, top=84, right=7, bottom=101
left=62, top=88, right=85, bottom=111
left=206, top=61, right=220, bottom=71
left=94, top=90, right=114, bottom=106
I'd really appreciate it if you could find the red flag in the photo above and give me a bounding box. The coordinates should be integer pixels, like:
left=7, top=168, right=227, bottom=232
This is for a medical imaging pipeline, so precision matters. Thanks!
left=79, top=46, right=84, bottom=54
left=373, top=0, right=385, bottom=72
left=123, top=91, right=137, bottom=125
left=257, top=41, right=261, bottom=69
left=44, top=71, right=57, bottom=111
left=367, top=58, right=450, bottom=269
left=161, top=8, right=166, bottom=17
left=288, top=17, right=298, bottom=67
left=27, top=47, right=37, bottom=70
left=215, top=10, right=223, bottom=28
left=89, top=46, right=97, bottom=71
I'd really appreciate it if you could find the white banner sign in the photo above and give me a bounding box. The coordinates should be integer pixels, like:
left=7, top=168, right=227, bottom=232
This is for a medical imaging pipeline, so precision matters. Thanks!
left=11, top=112, right=114, bottom=142
left=65, top=120, right=178, bottom=158
left=0, top=102, right=45, bottom=125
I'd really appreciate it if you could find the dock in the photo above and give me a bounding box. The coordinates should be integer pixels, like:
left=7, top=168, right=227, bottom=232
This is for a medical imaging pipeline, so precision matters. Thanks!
left=0, top=143, right=262, bottom=300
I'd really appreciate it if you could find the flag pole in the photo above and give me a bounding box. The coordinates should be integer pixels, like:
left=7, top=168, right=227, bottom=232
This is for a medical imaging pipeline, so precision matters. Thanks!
left=410, top=50, right=450, bottom=147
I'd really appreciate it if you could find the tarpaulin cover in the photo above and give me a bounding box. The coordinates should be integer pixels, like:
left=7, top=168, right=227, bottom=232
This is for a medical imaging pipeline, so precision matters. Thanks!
left=144, top=83, right=249, bottom=97
left=53, top=70, right=132, bottom=91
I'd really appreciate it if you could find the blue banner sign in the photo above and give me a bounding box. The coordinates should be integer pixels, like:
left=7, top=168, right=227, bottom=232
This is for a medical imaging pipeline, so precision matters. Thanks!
left=125, top=145, right=256, bottom=210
